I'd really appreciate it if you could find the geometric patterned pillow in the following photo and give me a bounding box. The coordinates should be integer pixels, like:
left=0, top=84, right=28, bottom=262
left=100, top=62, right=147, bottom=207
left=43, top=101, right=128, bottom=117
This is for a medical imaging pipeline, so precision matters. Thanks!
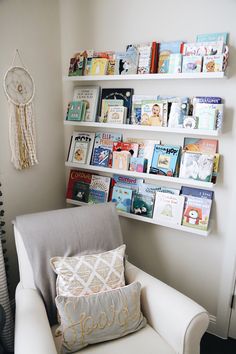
left=50, top=244, right=126, bottom=297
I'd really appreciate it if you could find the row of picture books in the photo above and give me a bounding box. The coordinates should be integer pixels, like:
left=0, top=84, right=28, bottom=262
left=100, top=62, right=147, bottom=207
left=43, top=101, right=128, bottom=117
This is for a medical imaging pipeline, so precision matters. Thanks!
left=66, top=170, right=213, bottom=232
left=67, top=132, right=220, bottom=184
left=68, top=32, right=229, bottom=77
left=66, top=86, right=224, bottom=130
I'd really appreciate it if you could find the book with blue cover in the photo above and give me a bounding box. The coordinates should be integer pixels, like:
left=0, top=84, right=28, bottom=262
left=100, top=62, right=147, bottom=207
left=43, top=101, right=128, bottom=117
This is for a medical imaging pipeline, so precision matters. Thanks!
left=111, top=186, right=133, bottom=213
left=196, top=32, right=228, bottom=44
left=158, top=41, right=183, bottom=73
left=92, top=147, right=110, bottom=167
left=180, top=186, right=214, bottom=200
left=88, top=189, right=107, bottom=204
left=91, top=132, right=122, bottom=167
left=149, top=144, right=181, bottom=176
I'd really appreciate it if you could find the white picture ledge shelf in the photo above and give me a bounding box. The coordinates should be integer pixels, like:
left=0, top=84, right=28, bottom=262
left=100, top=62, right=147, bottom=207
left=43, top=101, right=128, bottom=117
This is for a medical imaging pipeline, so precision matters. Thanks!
left=66, top=199, right=210, bottom=237
left=63, top=72, right=226, bottom=82
left=64, top=121, right=220, bottom=137
left=65, top=162, right=214, bottom=189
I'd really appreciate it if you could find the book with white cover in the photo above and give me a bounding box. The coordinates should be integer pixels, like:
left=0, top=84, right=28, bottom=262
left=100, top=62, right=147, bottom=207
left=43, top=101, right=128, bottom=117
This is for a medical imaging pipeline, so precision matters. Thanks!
left=73, top=86, right=100, bottom=122
left=153, top=192, right=185, bottom=225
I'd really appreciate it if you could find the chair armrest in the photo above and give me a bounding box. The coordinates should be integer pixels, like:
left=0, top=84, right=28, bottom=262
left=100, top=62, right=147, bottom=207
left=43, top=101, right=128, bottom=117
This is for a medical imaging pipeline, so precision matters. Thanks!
left=15, top=284, right=57, bottom=354
left=125, top=262, right=209, bottom=354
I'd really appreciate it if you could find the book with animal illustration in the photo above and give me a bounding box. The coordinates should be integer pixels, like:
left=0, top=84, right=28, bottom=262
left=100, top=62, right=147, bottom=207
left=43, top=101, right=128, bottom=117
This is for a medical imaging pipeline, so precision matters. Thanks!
left=182, top=194, right=212, bottom=231
left=73, top=86, right=100, bottom=122
left=90, top=58, right=108, bottom=75
left=66, top=170, right=92, bottom=202
left=115, top=46, right=139, bottom=75
left=203, top=55, right=224, bottom=72
left=182, top=56, right=202, bottom=73
left=66, top=101, right=86, bottom=121
left=183, top=138, right=218, bottom=155
left=131, top=193, right=154, bottom=218
left=111, top=186, right=133, bottom=213
left=67, top=131, right=95, bottom=165
left=92, top=147, right=110, bottom=167
left=68, top=51, right=86, bottom=76
left=150, top=144, right=181, bottom=176
left=179, top=152, right=214, bottom=182
left=113, top=141, right=139, bottom=158
left=153, top=192, right=185, bottom=225
left=183, top=41, right=224, bottom=56
left=100, top=99, right=124, bottom=123
left=91, top=132, right=122, bottom=167
left=107, top=106, right=127, bottom=124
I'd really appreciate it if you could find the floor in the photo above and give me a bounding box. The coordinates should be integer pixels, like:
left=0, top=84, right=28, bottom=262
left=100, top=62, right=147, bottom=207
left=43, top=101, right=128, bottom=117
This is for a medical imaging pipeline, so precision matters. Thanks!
left=201, top=333, right=236, bottom=354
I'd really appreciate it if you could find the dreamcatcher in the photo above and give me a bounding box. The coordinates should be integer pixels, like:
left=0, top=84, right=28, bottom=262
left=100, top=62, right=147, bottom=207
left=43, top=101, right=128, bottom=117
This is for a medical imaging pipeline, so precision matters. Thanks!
left=3, top=50, right=38, bottom=170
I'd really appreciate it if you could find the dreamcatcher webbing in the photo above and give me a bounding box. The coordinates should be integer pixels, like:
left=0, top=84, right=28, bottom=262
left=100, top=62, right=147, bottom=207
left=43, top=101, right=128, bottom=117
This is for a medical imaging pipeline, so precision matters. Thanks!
left=4, top=50, right=38, bottom=170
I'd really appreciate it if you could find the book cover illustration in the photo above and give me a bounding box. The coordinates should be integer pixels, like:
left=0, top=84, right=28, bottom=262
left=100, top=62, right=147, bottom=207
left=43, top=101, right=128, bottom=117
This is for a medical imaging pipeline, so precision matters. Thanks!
left=138, top=183, right=180, bottom=196
left=141, top=101, right=166, bottom=126
left=182, top=56, right=202, bottom=73
left=158, top=41, right=183, bottom=73
left=183, top=116, right=198, bottom=129
left=153, top=192, right=185, bottom=225
left=168, top=53, right=182, bottom=74
left=112, top=151, right=131, bottom=170
left=113, top=141, right=139, bottom=158
left=66, top=101, right=85, bottom=121
left=67, top=131, right=95, bottom=165
left=115, top=46, right=139, bottom=75
left=100, top=88, right=134, bottom=124
left=183, top=41, right=224, bottom=56
left=111, top=175, right=144, bottom=196
left=194, top=103, right=217, bottom=130
left=129, top=157, right=148, bottom=173
left=111, top=186, right=133, bottom=213
left=196, top=32, right=228, bottom=44
left=91, top=132, right=122, bottom=167
left=183, top=138, right=218, bottom=155
left=88, top=189, right=107, bottom=204
left=179, top=152, right=214, bottom=182
left=180, top=186, right=214, bottom=200
left=107, top=106, right=127, bottom=124
left=100, top=99, right=124, bottom=123
left=203, top=55, right=224, bottom=72
left=136, top=43, right=152, bottom=74
left=92, top=147, right=110, bottom=167
left=71, top=141, right=88, bottom=164
left=150, top=144, right=181, bottom=176
left=68, top=51, right=86, bottom=76
left=66, top=170, right=92, bottom=202
left=131, top=193, right=154, bottom=218
left=84, top=49, right=94, bottom=76
left=88, top=175, right=111, bottom=203
left=73, top=86, right=100, bottom=122
left=131, top=95, right=158, bottom=124
left=182, top=195, right=212, bottom=231
left=168, top=98, right=189, bottom=128
left=90, top=58, right=108, bottom=75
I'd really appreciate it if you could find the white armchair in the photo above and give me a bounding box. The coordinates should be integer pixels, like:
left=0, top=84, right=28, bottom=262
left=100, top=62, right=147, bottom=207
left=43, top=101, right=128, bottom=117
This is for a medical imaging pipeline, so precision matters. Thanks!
left=14, top=204, right=209, bottom=354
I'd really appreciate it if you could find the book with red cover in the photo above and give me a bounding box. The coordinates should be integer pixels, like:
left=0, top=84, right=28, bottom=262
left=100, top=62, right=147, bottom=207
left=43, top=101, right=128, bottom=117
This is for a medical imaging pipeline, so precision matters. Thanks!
left=112, top=142, right=139, bottom=158
left=150, top=42, right=159, bottom=74
left=66, top=170, right=92, bottom=202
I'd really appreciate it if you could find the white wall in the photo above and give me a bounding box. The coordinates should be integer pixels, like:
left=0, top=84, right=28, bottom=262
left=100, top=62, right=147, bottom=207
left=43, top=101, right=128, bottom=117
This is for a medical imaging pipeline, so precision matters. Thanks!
left=0, top=0, right=66, bottom=296
left=60, top=0, right=236, bottom=337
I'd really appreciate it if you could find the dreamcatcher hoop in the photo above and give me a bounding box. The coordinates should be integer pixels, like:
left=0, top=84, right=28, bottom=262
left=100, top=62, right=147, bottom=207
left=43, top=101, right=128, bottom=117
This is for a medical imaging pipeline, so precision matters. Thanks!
left=3, top=50, right=38, bottom=170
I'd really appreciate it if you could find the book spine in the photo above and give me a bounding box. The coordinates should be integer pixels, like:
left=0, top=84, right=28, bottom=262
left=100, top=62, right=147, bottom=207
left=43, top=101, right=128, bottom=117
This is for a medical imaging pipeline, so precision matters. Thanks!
left=150, top=42, right=158, bottom=74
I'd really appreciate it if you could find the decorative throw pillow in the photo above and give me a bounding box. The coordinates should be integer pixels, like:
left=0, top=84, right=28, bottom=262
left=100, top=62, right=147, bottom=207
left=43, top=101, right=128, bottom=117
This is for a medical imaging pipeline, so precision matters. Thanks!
left=55, top=281, right=146, bottom=353
left=50, top=244, right=126, bottom=297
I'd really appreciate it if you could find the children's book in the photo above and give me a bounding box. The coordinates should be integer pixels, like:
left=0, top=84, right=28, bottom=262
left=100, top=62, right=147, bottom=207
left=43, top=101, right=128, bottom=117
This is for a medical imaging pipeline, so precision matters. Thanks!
left=84, top=49, right=94, bottom=76
left=136, top=43, right=152, bottom=74
left=180, top=186, right=214, bottom=200
left=88, top=175, right=111, bottom=203
left=100, top=99, right=124, bottom=122
left=168, top=97, right=189, bottom=128
left=153, top=192, right=185, bottom=225
left=131, top=193, right=154, bottom=218
left=113, top=141, right=139, bottom=158
left=111, top=175, right=144, bottom=192
left=141, top=101, right=165, bottom=126
left=183, top=41, right=224, bottom=56
left=149, top=144, right=181, bottom=176
left=112, top=151, right=131, bottom=170
left=100, top=88, right=134, bottom=124
left=194, top=103, right=217, bottom=130
left=179, top=152, right=214, bottom=182
left=67, top=131, right=95, bottom=165
left=66, top=101, right=86, bottom=121
left=92, top=147, right=110, bottom=167
left=111, top=186, right=133, bottom=213
left=91, top=132, right=122, bottom=167
left=182, top=195, right=212, bottom=231
left=68, top=51, right=86, bottom=76
left=182, top=56, right=202, bottom=73
left=158, top=41, right=184, bottom=73
left=196, top=32, right=228, bottom=44
left=131, top=95, right=158, bottom=124
left=138, top=183, right=180, bottom=196
left=129, top=157, right=148, bottom=173
left=168, top=53, right=182, bottom=74
left=115, top=46, right=139, bottom=75
left=203, top=55, right=224, bottom=72
left=66, top=170, right=92, bottom=202
left=212, top=153, right=220, bottom=184
left=107, top=106, right=127, bottom=124
left=183, top=116, right=198, bottom=129
left=73, top=86, right=100, bottom=122
left=90, top=58, right=108, bottom=75
left=150, top=41, right=159, bottom=74
left=183, top=138, right=218, bottom=155
left=193, top=96, right=222, bottom=104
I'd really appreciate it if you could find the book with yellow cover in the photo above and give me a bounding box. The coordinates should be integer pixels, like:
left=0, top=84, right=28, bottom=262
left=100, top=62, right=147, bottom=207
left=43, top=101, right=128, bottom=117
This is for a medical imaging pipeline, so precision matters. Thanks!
left=90, top=58, right=108, bottom=75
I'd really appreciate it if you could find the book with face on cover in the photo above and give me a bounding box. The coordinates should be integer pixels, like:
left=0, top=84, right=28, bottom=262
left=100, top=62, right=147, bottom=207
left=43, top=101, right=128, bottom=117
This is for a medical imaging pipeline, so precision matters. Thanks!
left=73, top=86, right=100, bottom=122
left=153, top=192, right=185, bottom=225
left=67, top=131, right=95, bottom=165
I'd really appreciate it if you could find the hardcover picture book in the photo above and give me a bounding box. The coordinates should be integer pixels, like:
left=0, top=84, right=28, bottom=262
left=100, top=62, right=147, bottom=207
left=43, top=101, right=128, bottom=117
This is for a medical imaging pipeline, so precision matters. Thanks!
left=182, top=195, right=212, bottom=231
left=168, top=53, right=182, bottom=74
left=194, top=103, right=217, bottom=130
left=107, top=106, right=127, bottom=124
left=136, top=43, right=152, bottom=74
left=111, top=175, right=144, bottom=193
left=112, top=151, right=131, bottom=170
left=68, top=51, right=86, bottom=76
left=88, top=175, right=111, bottom=203
left=182, top=56, right=202, bottom=73
left=90, top=58, right=108, bottom=75
left=141, top=101, right=166, bottom=126
left=73, top=86, right=100, bottom=122
left=183, top=138, right=218, bottom=155
left=129, top=157, right=148, bottom=173
left=92, top=147, right=110, bottom=167
left=113, top=141, right=139, bottom=158
left=131, top=95, right=158, bottom=124
left=153, top=192, right=185, bottom=225
left=100, top=99, right=124, bottom=123
left=196, top=32, right=228, bottom=44
left=168, top=97, right=189, bottom=128
left=149, top=144, right=181, bottom=176
left=66, top=170, right=92, bottom=202
left=183, top=41, right=224, bottom=56
left=91, top=132, right=122, bottom=167
left=138, top=183, right=180, bottom=196
left=131, top=193, right=154, bottom=218
left=100, top=88, right=134, bottom=123
left=180, top=186, right=214, bottom=200
left=179, top=152, right=214, bottom=182
left=67, top=131, right=95, bottom=165
left=158, top=41, right=184, bottom=73
left=203, top=55, right=224, bottom=72
left=66, top=101, right=86, bottom=121
left=111, top=186, right=133, bottom=213
left=115, top=46, right=139, bottom=75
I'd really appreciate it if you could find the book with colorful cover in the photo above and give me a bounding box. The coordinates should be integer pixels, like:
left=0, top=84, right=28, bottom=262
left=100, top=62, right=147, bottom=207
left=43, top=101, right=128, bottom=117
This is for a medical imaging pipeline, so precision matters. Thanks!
left=67, top=131, right=95, bottom=165
left=92, top=147, right=110, bottom=167
left=180, top=186, right=214, bottom=200
left=158, top=41, right=184, bottom=73
left=196, top=32, right=228, bottom=44
left=111, top=186, right=133, bottom=213
left=138, top=183, right=180, bottom=196
left=183, top=138, right=218, bottom=155
left=179, top=152, right=214, bottom=182
left=150, top=144, right=181, bottom=176
left=68, top=51, right=86, bottom=76
left=100, top=99, right=124, bottom=122
left=112, top=151, right=131, bottom=170
left=203, top=55, right=224, bottom=72
left=91, top=132, right=122, bottom=167
left=84, top=49, right=94, bottom=76
left=90, top=58, right=108, bottom=75
left=129, top=157, right=148, bottom=172
left=88, top=189, right=107, bottom=204
left=66, top=101, right=86, bottom=121
left=107, top=106, right=127, bottom=124
left=131, top=193, right=154, bottom=218
left=131, top=95, right=158, bottom=124
left=183, top=41, right=224, bottom=56
left=115, top=46, right=139, bottom=75
left=182, top=195, right=212, bottom=231
left=113, top=141, right=139, bottom=158
left=73, top=86, right=100, bottom=122
left=100, top=88, right=134, bottom=124
left=88, top=175, right=111, bottom=203
left=111, top=175, right=144, bottom=193
left=153, top=192, right=185, bottom=225
left=182, top=56, right=202, bottom=73
left=66, top=170, right=92, bottom=202
left=141, top=101, right=167, bottom=126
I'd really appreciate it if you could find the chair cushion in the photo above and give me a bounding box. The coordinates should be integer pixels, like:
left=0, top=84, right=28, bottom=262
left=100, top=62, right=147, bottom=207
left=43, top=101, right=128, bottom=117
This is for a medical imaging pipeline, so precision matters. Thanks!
left=55, top=282, right=146, bottom=353
left=50, top=245, right=126, bottom=297
left=52, top=324, right=176, bottom=354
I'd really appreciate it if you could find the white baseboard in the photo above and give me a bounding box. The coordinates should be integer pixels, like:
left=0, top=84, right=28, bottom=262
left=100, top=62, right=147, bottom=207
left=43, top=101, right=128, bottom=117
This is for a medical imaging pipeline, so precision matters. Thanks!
left=207, top=314, right=217, bottom=335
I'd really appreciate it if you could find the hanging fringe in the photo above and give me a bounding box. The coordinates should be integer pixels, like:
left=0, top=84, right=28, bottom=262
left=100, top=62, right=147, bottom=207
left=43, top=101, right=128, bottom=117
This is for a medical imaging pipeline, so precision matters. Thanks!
left=8, top=101, right=38, bottom=170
